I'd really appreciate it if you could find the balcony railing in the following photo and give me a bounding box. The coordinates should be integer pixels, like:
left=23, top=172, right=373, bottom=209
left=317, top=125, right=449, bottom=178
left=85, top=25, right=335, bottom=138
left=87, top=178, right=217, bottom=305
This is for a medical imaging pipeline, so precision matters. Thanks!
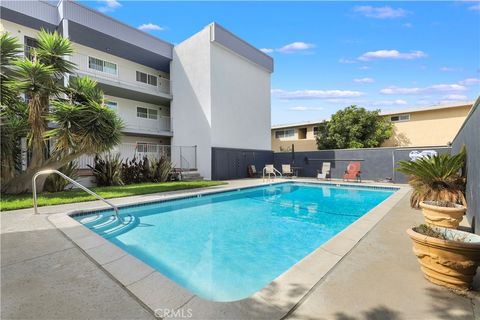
left=123, top=115, right=171, bottom=135
left=20, top=46, right=171, bottom=96
left=76, top=144, right=197, bottom=171
left=69, top=52, right=170, bottom=96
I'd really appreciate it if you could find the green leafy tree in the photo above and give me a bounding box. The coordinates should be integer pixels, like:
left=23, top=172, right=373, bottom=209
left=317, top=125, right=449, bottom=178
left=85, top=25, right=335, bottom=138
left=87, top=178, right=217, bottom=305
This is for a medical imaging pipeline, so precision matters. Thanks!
left=316, top=105, right=393, bottom=150
left=1, top=31, right=123, bottom=194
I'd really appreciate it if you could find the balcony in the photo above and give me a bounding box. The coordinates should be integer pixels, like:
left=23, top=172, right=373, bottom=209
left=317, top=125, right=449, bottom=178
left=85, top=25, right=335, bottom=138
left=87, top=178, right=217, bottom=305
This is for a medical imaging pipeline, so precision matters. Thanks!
left=123, top=115, right=172, bottom=137
left=70, top=53, right=171, bottom=104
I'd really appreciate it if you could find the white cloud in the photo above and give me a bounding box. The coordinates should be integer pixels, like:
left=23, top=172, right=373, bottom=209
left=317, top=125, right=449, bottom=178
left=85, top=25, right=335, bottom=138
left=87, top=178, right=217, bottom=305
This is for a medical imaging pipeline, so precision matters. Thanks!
left=353, top=77, right=375, bottom=84
left=442, top=94, right=469, bottom=101
left=277, top=42, right=315, bottom=53
left=359, top=50, right=427, bottom=61
left=358, top=66, right=371, bottom=70
left=373, top=99, right=408, bottom=106
left=339, top=58, right=356, bottom=64
left=138, top=23, right=165, bottom=31
left=440, top=66, right=463, bottom=72
left=459, top=78, right=480, bottom=85
left=403, top=22, right=413, bottom=28
left=260, top=48, right=274, bottom=54
left=97, top=0, right=121, bottom=13
left=469, top=4, right=480, bottom=10
left=272, top=89, right=364, bottom=100
left=288, top=106, right=325, bottom=111
left=353, top=6, right=408, bottom=19
left=260, top=42, right=315, bottom=54
left=380, top=84, right=467, bottom=95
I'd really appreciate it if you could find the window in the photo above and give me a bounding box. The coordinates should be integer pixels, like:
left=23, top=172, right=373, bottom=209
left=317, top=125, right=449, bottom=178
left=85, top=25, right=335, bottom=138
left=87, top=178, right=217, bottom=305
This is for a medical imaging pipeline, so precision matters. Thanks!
left=137, top=107, right=158, bottom=120
left=137, top=142, right=158, bottom=153
left=275, top=129, right=295, bottom=139
left=298, top=128, right=307, bottom=139
left=390, top=114, right=410, bottom=122
left=136, top=71, right=158, bottom=86
left=88, top=57, right=117, bottom=75
left=313, top=127, right=319, bottom=135
left=24, top=36, right=38, bottom=60
left=105, top=101, right=117, bottom=111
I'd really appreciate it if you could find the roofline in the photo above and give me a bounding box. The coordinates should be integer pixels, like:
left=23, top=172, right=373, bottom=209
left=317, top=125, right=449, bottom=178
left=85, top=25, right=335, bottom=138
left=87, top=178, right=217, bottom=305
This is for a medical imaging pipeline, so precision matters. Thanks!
left=379, top=101, right=473, bottom=116
left=272, top=120, right=324, bottom=130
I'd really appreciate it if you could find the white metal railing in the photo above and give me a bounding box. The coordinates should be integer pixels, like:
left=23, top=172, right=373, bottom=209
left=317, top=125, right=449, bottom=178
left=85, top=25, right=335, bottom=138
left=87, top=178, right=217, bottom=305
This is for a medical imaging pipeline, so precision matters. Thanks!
left=76, top=144, right=197, bottom=171
left=263, top=164, right=282, bottom=182
left=124, top=115, right=171, bottom=134
left=20, top=45, right=170, bottom=96
left=69, top=52, right=170, bottom=96
left=32, top=169, right=125, bottom=223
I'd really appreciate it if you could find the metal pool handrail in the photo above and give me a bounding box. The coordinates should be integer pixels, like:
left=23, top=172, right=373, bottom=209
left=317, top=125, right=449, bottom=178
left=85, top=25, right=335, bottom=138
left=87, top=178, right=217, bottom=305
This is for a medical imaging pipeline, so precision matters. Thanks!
left=32, top=169, right=123, bottom=223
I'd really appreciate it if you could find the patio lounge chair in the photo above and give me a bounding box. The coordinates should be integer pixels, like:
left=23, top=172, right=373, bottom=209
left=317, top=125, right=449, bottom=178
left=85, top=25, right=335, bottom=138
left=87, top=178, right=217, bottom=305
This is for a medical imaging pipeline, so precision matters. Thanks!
left=263, top=164, right=282, bottom=181
left=343, top=162, right=362, bottom=182
left=282, top=164, right=294, bottom=178
left=248, top=164, right=261, bottom=178
left=317, top=162, right=331, bottom=180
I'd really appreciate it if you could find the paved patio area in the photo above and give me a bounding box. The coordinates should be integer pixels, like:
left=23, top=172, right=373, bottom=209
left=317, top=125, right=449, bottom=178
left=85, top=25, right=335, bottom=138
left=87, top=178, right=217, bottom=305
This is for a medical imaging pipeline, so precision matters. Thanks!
left=1, top=179, right=479, bottom=320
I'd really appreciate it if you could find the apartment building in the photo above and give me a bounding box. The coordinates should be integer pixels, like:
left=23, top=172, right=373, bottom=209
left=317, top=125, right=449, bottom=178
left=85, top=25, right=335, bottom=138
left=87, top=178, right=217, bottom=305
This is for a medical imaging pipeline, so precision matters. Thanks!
left=271, top=120, right=321, bottom=152
left=380, top=103, right=472, bottom=147
left=0, top=0, right=273, bottom=180
left=271, top=102, right=473, bottom=151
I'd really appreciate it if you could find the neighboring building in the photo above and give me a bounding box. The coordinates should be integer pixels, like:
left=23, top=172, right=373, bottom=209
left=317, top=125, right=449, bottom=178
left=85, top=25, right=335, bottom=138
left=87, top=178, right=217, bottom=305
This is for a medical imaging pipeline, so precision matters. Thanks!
left=271, top=102, right=473, bottom=151
left=271, top=120, right=322, bottom=152
left=0, top=0, right=273, bottom=180
left=380, top=103, right=472, bottom=147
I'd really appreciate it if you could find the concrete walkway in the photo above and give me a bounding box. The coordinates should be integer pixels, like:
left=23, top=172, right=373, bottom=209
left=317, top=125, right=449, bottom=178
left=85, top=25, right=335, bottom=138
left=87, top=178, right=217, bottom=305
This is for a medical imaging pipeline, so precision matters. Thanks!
left=1, top=179, right=479, bottom=320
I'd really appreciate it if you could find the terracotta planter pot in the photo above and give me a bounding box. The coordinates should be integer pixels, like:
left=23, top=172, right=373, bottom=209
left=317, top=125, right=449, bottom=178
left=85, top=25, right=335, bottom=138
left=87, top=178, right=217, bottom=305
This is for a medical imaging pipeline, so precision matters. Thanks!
left=419, top=201, right=466, bottom=229
left=407, top=227, right=480, bottom=290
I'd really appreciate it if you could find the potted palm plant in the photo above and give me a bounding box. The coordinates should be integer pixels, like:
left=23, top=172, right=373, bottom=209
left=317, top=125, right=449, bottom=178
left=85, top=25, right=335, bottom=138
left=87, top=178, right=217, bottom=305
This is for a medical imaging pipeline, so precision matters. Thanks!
left=407, top=224, right=480, bottom=290
left=397, top=150, right=467, bottom=228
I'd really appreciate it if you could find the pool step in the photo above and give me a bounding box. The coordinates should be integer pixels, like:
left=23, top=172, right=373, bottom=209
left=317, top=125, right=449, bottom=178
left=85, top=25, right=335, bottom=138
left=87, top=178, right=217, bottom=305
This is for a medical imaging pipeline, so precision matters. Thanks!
left=81, top=214, right=138, bottom=238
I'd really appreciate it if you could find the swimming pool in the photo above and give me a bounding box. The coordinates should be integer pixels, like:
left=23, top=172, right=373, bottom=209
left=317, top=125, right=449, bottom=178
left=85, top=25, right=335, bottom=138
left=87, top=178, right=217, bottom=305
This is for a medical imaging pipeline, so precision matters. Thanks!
left=74, top=182, right=396, bottom=302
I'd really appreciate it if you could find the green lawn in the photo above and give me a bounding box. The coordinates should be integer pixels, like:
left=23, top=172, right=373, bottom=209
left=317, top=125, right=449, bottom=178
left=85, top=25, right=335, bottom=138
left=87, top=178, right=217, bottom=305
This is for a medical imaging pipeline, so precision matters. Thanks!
left=1, top=180, right=226, bottom=211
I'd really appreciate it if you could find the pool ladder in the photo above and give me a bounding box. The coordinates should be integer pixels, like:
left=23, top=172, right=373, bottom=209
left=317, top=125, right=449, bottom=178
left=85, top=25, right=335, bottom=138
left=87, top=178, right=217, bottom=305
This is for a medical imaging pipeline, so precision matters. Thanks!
left=32, top=169, right=124, bottom=223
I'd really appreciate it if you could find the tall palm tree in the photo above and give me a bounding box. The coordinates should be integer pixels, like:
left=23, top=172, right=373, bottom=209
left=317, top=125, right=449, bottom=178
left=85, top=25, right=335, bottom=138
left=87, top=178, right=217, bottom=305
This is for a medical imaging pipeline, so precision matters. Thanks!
left=1, top=30, right=123, bottom=193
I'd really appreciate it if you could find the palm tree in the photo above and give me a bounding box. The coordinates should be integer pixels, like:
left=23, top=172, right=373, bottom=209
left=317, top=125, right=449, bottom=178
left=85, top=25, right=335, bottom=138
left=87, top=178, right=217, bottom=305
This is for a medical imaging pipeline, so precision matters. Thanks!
left=396, top=150, right=466, bottom=208
left=1, top=30, right=123, bottom=193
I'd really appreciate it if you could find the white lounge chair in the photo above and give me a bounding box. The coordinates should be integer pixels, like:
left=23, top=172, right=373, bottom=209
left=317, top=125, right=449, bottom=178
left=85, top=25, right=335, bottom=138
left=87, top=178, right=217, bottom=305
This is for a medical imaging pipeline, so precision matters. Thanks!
left=282, top=164, right=294, bottom=178
left=317, top=162, right=331, bottom=180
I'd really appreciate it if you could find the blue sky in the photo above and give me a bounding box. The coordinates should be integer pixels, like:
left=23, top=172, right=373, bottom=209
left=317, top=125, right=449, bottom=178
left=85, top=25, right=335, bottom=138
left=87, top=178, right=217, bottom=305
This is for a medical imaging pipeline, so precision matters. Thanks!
left=82, top=1, right=480, bottom=125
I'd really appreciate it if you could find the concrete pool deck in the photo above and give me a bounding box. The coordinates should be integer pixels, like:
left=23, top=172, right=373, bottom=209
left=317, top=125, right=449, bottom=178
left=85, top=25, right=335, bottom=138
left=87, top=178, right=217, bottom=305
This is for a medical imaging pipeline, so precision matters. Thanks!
left=1, top=178, right=479, bottom=319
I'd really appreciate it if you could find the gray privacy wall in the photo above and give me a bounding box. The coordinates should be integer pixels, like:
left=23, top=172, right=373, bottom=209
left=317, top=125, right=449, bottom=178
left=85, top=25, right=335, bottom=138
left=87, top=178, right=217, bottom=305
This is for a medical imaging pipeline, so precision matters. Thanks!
left=451, top=99, right=480, bottom=233
left=211, top=146, right=451, bottom=183
left=211, top=147, right=274, bottom=180
left=273, top=147, right=451, bottom=183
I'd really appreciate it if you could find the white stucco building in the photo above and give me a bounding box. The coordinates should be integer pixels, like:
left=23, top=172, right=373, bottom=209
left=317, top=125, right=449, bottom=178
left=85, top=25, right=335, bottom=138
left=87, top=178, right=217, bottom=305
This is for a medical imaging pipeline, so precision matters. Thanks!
left=0, top=0, right=273, bottom=180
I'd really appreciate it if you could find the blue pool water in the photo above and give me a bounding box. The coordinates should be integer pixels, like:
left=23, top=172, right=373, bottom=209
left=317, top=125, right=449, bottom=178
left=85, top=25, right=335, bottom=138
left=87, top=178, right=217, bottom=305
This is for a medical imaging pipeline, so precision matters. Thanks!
left=74, top=182, right=395, bottom=301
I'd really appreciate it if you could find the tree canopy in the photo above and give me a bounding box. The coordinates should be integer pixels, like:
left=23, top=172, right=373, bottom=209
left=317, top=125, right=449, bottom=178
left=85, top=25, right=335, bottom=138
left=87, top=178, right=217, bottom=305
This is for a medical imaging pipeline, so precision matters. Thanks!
left=315, top=105, right=393, bottom=150
left=1, top=30, right=124, bottom=193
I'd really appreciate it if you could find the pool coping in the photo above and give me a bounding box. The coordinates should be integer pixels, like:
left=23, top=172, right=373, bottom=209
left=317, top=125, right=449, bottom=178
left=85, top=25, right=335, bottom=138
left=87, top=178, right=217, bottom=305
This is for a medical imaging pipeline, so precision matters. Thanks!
left=47, top=180, right=410, bottom=319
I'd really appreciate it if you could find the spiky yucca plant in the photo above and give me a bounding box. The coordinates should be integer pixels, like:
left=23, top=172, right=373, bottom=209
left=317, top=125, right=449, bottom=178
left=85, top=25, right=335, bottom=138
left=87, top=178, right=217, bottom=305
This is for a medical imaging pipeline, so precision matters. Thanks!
left=397, top=150, right=466, bottom=208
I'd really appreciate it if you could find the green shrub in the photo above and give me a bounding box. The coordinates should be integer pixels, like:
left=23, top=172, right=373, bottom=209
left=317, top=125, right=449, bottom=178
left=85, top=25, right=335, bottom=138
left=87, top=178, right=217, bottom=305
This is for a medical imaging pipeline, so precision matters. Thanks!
left=44, top=161, right=79, bottom=192
left=88, top=153, right=123, bottom=186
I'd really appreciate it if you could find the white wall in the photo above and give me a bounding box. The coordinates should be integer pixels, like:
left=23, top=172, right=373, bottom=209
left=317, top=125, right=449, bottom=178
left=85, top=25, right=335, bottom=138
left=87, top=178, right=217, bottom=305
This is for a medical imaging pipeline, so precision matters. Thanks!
left=1, top=20, right=40, bottom=45
left=171, top=27, right=213, bottom=178
left=210, top=42, right=271, bottom=150
left=171, top=24, right=272, bottom=179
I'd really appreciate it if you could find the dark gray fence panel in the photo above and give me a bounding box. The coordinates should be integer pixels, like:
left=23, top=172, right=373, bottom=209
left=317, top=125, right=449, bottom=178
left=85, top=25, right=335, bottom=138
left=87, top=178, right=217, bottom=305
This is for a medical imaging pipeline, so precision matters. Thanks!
left=451, top=100, right=480, bottom=233
left=211, top=147, right=274, bottom=180
left=273, top=146, right=451, bottom=183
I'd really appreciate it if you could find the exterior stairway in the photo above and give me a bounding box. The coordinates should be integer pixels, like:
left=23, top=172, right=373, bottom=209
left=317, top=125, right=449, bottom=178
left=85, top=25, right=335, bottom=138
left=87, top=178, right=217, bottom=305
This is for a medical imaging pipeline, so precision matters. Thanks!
left=180, top=170, right=203, bottom=181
